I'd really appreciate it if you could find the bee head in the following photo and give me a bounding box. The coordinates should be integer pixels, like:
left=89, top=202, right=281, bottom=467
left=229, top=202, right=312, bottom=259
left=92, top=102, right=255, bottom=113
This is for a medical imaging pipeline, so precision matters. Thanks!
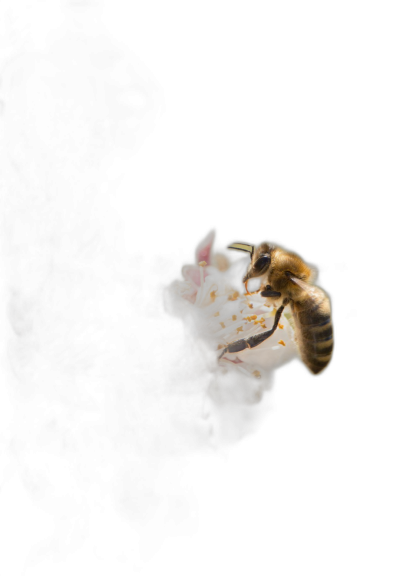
left=228, top=242, right=273, bottom=283
left=244, top=242, right=273, bottom=282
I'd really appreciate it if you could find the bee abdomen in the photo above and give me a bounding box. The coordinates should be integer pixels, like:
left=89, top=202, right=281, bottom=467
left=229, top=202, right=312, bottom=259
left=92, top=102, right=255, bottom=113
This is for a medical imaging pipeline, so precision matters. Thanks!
left=292, top=299, right=333, bottom=375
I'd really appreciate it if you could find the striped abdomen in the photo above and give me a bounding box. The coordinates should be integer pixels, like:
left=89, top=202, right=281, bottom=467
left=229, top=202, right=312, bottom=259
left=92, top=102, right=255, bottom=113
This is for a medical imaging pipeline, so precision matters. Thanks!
left=290, top=289, right=333, bottom=375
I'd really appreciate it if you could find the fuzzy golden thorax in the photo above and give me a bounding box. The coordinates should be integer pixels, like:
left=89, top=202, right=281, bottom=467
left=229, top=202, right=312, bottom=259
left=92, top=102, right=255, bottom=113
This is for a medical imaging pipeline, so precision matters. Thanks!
left=245, top=245, right=313, bottom=302
left=269, top=248, right=313, bottom=301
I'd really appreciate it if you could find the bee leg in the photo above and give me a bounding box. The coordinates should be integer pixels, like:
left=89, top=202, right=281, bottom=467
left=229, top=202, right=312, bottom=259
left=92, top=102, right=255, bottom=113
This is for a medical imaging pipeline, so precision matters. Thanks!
left=219, top=301, right=288, bottom=359
left=260, top=285, right=281, bottom=298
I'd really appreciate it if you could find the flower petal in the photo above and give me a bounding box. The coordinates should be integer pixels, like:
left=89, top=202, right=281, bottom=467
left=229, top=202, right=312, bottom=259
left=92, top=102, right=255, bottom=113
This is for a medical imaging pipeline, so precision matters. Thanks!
left=182, top=264, right=209, bottom=287
left=195, top=230, right=215, bottom=266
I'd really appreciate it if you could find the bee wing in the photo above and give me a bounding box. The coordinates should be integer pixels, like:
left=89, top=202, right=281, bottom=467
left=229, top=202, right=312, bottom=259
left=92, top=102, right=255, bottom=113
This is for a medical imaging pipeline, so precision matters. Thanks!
left=287, top=275, right=320, bottom=302
left=308, top=264, right=319, bottom=283
left=287, top=275, right=309, bottom=289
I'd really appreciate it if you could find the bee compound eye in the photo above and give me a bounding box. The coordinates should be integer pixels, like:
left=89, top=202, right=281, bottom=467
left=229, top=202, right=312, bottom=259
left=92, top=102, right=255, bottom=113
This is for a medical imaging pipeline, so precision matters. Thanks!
left=254, top=254, right=271, bottom=272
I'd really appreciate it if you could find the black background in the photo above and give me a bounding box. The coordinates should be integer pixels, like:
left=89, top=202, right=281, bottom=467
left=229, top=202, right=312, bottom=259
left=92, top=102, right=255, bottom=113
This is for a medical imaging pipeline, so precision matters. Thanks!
left=0, top=2, right=368, bottom=574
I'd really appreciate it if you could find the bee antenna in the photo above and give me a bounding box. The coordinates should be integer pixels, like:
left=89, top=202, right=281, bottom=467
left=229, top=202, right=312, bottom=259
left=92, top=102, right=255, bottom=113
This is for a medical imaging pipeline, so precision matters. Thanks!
left=227, top=243, right=254, bottom=257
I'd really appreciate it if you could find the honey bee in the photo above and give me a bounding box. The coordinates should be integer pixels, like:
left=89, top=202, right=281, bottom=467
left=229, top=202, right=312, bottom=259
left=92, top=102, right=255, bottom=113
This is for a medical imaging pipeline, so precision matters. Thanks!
left=219, top=242, right=333, bottom=374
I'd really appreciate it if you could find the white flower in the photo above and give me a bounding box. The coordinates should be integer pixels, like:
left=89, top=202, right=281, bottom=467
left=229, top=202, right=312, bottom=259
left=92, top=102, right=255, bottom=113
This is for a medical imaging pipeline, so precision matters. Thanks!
left=166, top=231, right=297, bottom=384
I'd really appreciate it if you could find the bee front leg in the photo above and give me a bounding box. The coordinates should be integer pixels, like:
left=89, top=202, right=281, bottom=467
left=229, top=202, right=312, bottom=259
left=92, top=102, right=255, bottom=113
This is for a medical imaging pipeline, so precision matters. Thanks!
left=260, top=285, right=282, bottom=298
left=218, top=301, right=288, bottom=360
